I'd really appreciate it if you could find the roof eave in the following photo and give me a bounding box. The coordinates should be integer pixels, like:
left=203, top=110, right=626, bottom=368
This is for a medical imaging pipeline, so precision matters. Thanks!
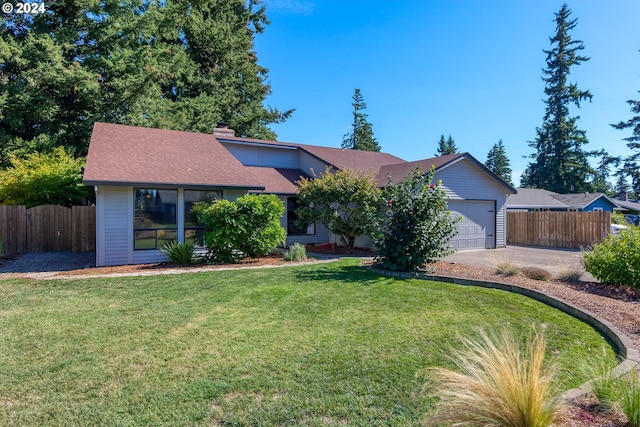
left=83, top=179, right=265, bottom=191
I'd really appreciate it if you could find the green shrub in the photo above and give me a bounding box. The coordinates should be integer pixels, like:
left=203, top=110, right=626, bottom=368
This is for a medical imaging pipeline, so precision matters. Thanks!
left=0, top=146, right=92, bottom=207
left=583, top=228, right=640, bottom=287
left=426, top=328, right=561, bottom=427
left=193, top=194, right=286, bottom=263
left=0, top=240, right=3, bottom=255
left=611, top=211, right=627, bottom=225
left=375, top=166, right=460, bottom=271
left=161, top=241, right=198, bottom=265
left=521, top=267, right=552, bottom=281
left=283, top=243, right=307, bottom=262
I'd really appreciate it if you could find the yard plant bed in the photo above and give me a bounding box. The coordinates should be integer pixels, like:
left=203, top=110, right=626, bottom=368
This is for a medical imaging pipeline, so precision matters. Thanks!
left=0, top=259, right=619, bottom=425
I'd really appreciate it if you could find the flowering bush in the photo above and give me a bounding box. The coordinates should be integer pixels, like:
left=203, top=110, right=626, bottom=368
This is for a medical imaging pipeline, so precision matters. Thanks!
left=375, top=166, right=460, bottom=271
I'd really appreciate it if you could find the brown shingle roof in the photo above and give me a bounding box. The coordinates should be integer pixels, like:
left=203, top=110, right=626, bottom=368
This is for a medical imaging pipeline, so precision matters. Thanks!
left=246, top=167, right=312, bottom=195
left=83, top=123, right=264, bottom=189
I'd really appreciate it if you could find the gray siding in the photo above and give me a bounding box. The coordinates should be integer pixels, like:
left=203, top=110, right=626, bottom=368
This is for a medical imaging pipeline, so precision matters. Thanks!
left=222, top=143, right=299, bottom=168
left=286, top=223, right=330, bottom=246
left=99, top=186, right=132, bottom=266
left=435, top=159, right=508, bottom=247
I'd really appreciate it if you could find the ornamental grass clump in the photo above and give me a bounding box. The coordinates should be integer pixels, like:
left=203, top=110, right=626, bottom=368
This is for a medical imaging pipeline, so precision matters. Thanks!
left=578, top=349, right=619, bottom=412
left=491, top=256, right=520, bottom=276
left=619, top=370, right=640, bottom=427
left=521, top=267, right=552, bottom=281
left=426, top=328, right=562, bottom=427
left=283, top=243, right=307, bottom=262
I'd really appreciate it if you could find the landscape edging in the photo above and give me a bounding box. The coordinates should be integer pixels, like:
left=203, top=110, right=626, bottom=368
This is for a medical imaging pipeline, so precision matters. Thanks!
left=369, top=267, right=640, bottom=402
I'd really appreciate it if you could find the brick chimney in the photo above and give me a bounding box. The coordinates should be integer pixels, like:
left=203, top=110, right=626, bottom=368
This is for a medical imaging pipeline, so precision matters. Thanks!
left=618, top=191, right=628, bottom=201
left=212, top=121, right=235, bottom=137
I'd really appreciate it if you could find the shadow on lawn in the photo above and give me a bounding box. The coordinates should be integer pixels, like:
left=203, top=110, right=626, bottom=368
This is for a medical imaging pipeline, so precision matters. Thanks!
left=294, top=264, right=407, bottom=285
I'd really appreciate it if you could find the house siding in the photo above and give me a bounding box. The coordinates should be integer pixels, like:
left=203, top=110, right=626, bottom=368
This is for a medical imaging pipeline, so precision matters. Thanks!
left=99, top=186, right=133, bottom=266
left=584, top=198, right=616, bottom=212
left=298, top=151, right=330, bottom=176
left=222, top=143, right=299, bottom=168
left=434, top=159, right=509, bottom=248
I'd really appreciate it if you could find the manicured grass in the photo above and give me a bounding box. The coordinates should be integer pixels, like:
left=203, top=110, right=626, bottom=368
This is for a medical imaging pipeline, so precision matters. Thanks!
left=0, top=259, right=617, bottom=426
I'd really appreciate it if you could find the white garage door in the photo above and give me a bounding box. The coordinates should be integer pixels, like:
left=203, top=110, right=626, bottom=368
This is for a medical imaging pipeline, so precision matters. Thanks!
left=447, top=200, right=495, bottom=250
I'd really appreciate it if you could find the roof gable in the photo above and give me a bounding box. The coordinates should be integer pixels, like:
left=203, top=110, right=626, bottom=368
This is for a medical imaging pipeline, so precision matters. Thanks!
left=216, top=136, right=405, bottom=174
left=507, top=188, right=617, bottom=210
left=553, top=193, right=618, bottom=209
left=377, top=153, right=517, bottom=193
left=83, top=123, right=264, bottom=189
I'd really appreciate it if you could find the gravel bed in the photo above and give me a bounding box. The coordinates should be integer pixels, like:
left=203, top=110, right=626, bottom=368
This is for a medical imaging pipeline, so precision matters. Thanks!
left=0, top=252, right=95, bottom=273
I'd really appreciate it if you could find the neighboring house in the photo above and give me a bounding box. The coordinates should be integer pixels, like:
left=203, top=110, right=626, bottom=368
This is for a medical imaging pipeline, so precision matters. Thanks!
left=614, top=192, right=640, bottom=225
left=83, top=122, right=516, bottom=266
left=506, top=188, right=618, bottom=212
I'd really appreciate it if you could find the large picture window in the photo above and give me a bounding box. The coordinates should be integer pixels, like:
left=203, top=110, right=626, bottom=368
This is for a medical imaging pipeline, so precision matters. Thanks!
left=287, top=197, right=315, bottom=236
left=184, top=190, right=222, bottom=245
left=134, top=189, right=177, bottom=250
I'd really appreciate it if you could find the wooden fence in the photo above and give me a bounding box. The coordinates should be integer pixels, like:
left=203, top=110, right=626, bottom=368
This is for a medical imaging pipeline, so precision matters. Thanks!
left=0, top=205, right=95, bottom=254
left=507, top=210, right=611, bottom=249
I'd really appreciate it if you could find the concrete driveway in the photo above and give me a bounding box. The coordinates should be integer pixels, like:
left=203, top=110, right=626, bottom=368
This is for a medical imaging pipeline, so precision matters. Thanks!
left=443, top=245, right=597, bottom=282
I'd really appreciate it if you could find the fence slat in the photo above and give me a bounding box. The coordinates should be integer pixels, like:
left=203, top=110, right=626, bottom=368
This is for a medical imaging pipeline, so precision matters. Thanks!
left=0, top=205, right=95, bottom=254
left=507, top=210, right=610, bottom=249
left=0, top=205, right=27, bottom=255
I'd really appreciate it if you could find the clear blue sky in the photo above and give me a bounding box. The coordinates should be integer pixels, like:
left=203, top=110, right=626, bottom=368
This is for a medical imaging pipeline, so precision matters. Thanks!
left=254, top=0, right=640, bottom=186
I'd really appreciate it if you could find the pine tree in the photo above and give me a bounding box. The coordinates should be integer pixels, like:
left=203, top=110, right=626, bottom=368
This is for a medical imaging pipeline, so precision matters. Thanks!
left=341, top=89, right=380, bottom=151
left=435, top=134, right=458, bottom=156
left=521, top=4, right=593, bottom=193
left=0, top=0, right=292, bottom=167
left=611, top=83, right=640, bottom=196
left=590, top=150, right=617, bottom=194
left=485, top=140, right=512, bottom=185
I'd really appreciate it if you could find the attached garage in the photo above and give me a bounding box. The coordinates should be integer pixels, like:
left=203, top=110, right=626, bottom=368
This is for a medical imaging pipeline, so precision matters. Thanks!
left=447, top=200, right=495, bottom=250
left=378, top=153, right=516, bottom=251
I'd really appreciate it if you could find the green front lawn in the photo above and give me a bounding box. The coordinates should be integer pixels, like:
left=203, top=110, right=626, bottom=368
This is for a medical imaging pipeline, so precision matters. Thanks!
left=0, top=259, right=617, bottom=426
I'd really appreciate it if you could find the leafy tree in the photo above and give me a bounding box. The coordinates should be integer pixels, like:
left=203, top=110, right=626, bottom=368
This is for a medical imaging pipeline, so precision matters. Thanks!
left=485, top=140, right=513, bottom=185
left=375, top=166, right=459, bottom=271
left=0, top=0, right=292, bottom=166
left=435, top=134, right=458, bottom=156
left=521, top=4, right=593, bottom=193
left=295, top=168, right=382, bottom=249
left=611, top=79, right=640, bottom=195
left=341, top=89, right=380, bottom=151
left=193, top=194, right=286, bottom=263
left=0, top=146, right=92, bottom=207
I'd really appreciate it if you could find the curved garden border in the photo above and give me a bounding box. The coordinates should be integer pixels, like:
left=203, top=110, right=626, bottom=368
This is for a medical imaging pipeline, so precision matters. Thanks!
left=369, top=267, right=640, bottom=402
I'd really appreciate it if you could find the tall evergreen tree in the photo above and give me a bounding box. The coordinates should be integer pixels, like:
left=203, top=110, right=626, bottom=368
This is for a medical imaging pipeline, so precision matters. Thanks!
left=485, top=140, right=512, bottom=185
left=521, top=4, right=593, bottom=193
left=590, top=150, right=617, bottom=194
left=0, top=0, right=292, bottom=167
left=341, top=88, right=380, bottom=151
left=611, top=82, right=640, bottom=196
left=435, top=134, right=458, bottom=156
